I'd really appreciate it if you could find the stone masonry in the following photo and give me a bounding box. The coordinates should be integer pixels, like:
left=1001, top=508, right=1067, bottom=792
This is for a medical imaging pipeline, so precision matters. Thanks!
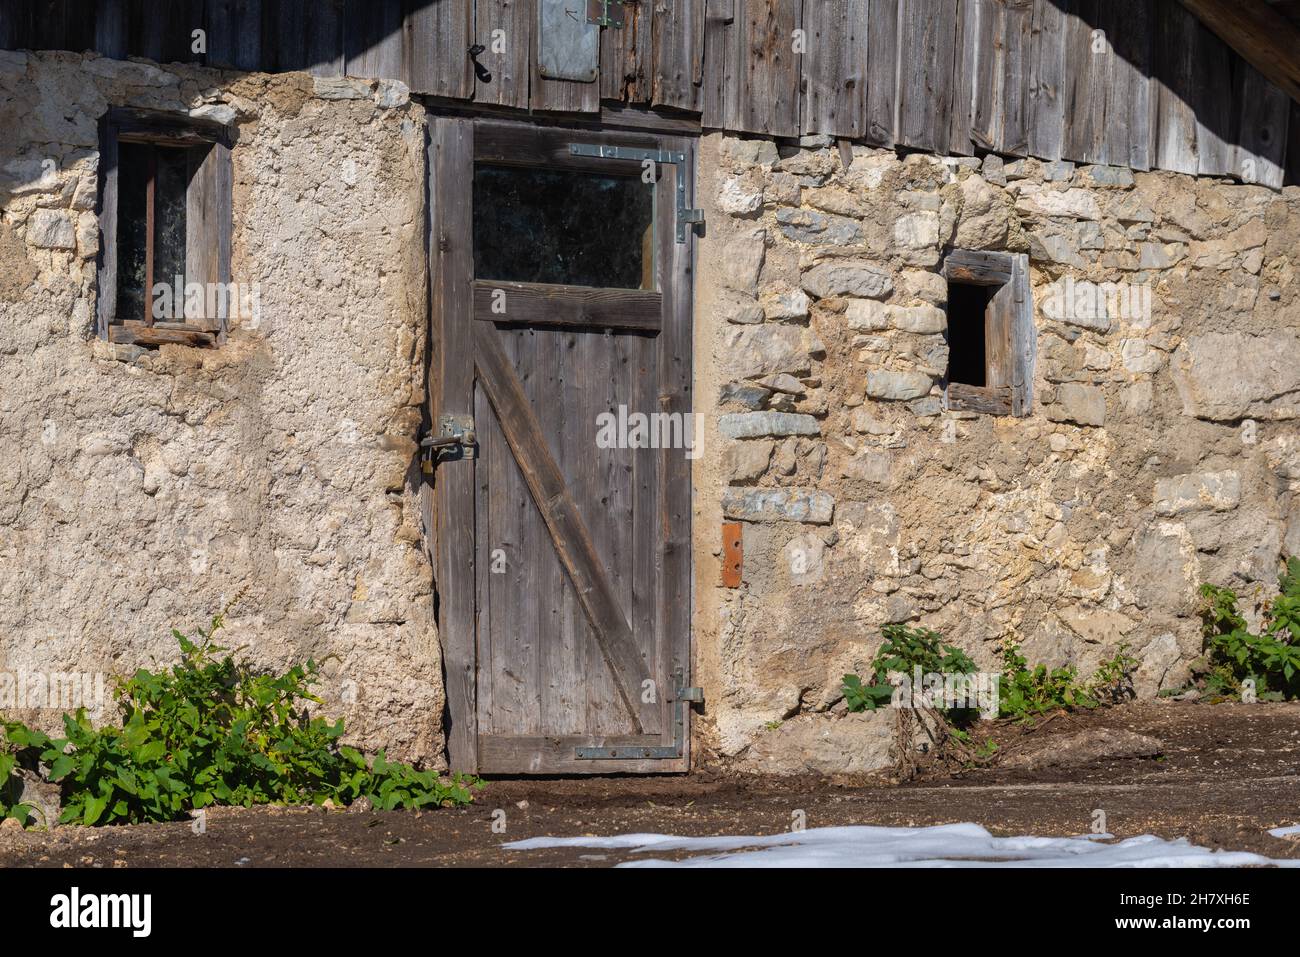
left=693, top=133, right=1300, bottom=768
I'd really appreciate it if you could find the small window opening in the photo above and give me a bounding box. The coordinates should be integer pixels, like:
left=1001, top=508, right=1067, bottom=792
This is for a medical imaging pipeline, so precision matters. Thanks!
left=940, top=249, right=1035, bottom=417
left=98, top=108, right=233, bottom=349
left=945, top=281, right=996, bottom=388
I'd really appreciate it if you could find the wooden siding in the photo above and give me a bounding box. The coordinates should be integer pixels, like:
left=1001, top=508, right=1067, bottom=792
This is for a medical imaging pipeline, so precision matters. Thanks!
left=2, top=0, right=1294, bottom=185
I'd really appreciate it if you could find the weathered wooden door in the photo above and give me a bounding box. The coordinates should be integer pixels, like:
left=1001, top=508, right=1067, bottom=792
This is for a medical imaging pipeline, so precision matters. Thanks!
left=428, top=117, right=695, bottom=774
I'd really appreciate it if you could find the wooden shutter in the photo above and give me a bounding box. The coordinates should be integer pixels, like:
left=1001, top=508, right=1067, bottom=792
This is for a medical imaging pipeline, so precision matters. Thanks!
left=185, top=140, right=232, bottom=331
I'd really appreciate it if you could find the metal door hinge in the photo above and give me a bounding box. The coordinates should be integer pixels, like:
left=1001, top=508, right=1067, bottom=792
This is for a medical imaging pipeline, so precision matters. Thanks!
left=568, top=142, right=703, bottom=243
left=420, top=413, right=476, bottom=473
left=586, top=0, right=625, bottom=28
left=575, top=671, right=701, bottom=760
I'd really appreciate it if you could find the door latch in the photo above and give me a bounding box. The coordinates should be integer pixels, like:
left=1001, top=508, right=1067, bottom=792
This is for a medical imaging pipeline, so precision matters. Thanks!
left=420, top=413, right=476, bottom=473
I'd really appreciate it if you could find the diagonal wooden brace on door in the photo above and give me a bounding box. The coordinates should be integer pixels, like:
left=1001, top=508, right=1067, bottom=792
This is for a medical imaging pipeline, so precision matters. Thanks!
left=472, top=321, right=653, bottom=734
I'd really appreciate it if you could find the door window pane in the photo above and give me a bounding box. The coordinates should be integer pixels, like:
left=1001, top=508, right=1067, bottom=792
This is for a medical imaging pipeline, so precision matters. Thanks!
left=473, top=163, right=655, bottom=290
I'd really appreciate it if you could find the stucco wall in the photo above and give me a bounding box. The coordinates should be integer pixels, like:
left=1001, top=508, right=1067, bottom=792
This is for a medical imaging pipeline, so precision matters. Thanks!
left=0, top=52, right=441, bottom=763
left=693, top=132, right=1300, bottom=771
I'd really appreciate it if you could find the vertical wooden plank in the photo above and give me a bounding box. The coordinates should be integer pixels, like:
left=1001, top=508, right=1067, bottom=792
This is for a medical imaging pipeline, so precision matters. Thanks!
left=1027, top=0, right=1066, bottom=161
left=1234, top=63, right=1289, bottom=188
left=266, top=0, right=303, bottom=71
left=1061, top=0, right=1104, bottom=164
left=1010, top=253, right=1033, bottom=417
left=630, top=328, right=663, bottom=729
left=477, top=0, right=532, bottom=108
left=474, top=380, right=496, bottom=736
left=36, top=0, right=96, bottom=52
left=580, top=330, right=629, bottom=735
left=896, top=0, right=958, bottom=154
left=700, top=0, right=735, bottom=128
left=127, top=0, right=162, bottom=60
left=1152, top=0, right=1198, bottom=174
left=94, top=0, right=126, bottom=57
left=308, top=0, right=345, bottom=76
left=530, top=0, right=601, bottom=112
left=207, top=0, right=263, bottom=71
left=1194, top=17, right=1237, bottom=177
left=213, top=141, right=232, bottom=335
left=801, top=0, right=868, bottom=138
left=344, top=0, right=402, bottom=80
left=600, top=0, right=650, bottom=103
left=652, top=0, right=704, bottom=111
left=429, top=116, right=478, bottom=772
left=0, top=1, right=35, bottom=51
left=151, top=0, right=205, bottom=64
left=185, top=139, right=232, bottom=331
left=186, top=147, right=214, bottom=309
left=405, top=0, right=473, bottom=98
left=509, top=328, right=544, bottom=736
left=729, top=0, right=801, bottom=138
left=143, top=144, right=155, bottom=327
left=995, top=0, right=1033, bottom=155
left=658, top=135, right=694, bottom=765
left=863, top=0, right=898, bottom=146
left=95, top=115, right=119, bottom=338
left=1111, top=0, right=1153, bottom=171
left=985, top=278, right=1014, bottom=392
left=544, top=329, right=583, bottom=736
left=952, top=0, right=987, bottom=155
left=32, top=0, right=68, bottom=51
left=1286, top=100, right=1300, bottom=188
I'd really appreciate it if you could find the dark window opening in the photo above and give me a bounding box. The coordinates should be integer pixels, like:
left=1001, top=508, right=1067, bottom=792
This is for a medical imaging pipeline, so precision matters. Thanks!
left=472, top=163, right=655, bottom=290
left=940, top=249, right=1034, bottom=417
left=945, top=281, right=996, bottom=388
left=116, top=142, right=193, bottom=325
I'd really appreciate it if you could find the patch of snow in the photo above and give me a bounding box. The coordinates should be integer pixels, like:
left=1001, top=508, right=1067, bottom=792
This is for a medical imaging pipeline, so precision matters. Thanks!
left=1268, top=824, right=1300, bottom=838
left=505, top=823, right=1298, bottom=868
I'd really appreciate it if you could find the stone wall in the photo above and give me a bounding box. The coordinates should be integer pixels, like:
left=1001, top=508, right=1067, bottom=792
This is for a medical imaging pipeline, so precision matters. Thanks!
left=0, top=52, right=441, bottom=763
left=693, top=132, right=1300, bottom=769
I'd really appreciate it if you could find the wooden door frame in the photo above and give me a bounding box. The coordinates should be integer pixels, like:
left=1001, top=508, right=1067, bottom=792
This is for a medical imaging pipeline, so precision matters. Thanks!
left=427, top=112, right=696, bottom=774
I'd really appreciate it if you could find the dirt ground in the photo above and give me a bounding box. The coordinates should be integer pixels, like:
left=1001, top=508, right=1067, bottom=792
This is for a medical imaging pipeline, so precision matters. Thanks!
left=2, top=699, right=1298, bottom=867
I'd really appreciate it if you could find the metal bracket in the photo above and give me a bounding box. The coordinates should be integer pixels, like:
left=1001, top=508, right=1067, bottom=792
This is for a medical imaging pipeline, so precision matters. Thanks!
left=586, top=0, right=625, bottom=28
left=568, top=142, right=702, bottom=243
left=575, top=671, right=702, bottom=760
left=420, top=413, right=476, bottom=474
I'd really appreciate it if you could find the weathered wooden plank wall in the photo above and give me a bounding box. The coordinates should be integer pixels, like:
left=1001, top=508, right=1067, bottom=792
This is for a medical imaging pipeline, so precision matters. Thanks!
left=1, top=0, right=1294, bottom=185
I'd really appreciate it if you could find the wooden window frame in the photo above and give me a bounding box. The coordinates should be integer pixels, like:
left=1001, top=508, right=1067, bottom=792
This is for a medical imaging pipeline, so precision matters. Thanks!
left=941, top=249, right=1035, bottom=417
left=97, top=107, right=233, bottom=348
left=469, top=120, right=666, bottom=332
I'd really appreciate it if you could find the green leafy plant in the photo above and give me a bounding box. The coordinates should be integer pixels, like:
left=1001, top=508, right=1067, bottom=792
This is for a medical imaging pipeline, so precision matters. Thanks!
left=842, top=624, right=978, bottom=718
left=1, top=613, right=481, bottom=826
left=997, top=642, right=1137, bottom=721
left=0, top=741, right=34, bottom=827
left=1197, top=556, right=1300, bottom=701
